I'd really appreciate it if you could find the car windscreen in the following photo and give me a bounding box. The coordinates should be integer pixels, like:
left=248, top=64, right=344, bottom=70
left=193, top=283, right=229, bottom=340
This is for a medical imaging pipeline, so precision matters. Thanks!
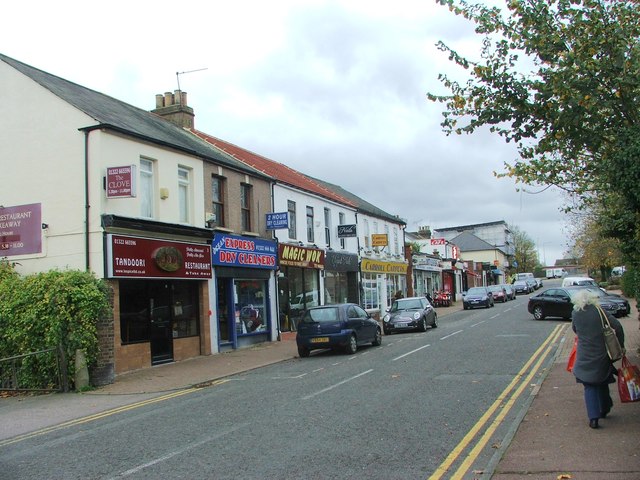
left=301, top=307, right=339, bottom=324
left=466, top=288, right=486, bottom=295
left=391, top=299, right=422, bottom=311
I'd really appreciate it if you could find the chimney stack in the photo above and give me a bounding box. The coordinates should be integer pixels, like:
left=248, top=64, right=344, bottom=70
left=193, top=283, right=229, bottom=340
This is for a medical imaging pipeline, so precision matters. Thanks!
left=151, top=89, right=195, bottom=129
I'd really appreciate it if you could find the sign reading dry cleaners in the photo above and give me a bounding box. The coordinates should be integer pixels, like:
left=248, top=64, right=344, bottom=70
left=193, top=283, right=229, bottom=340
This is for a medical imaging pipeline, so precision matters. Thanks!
left=211, top=233, right=277, bottom=269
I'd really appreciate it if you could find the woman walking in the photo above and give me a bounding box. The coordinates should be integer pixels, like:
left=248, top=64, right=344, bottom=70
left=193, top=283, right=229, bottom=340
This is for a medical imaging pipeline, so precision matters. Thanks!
left=571, top=288, right=625, bottom=429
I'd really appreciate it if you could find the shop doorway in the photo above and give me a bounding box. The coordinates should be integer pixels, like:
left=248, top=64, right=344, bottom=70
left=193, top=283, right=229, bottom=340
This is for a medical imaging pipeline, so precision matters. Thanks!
left=149, top=282, right=174, bottom=365
left=217, top=280, right=232, bottom=346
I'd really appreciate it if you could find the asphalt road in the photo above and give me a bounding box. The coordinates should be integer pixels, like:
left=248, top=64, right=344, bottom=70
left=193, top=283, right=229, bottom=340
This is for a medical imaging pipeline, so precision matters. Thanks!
left=1, top=291, right=565, bottom=480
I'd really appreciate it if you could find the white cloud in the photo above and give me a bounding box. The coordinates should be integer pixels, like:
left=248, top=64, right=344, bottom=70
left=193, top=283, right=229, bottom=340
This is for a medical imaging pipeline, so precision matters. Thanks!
left=2, top=0, right=570, bottom=263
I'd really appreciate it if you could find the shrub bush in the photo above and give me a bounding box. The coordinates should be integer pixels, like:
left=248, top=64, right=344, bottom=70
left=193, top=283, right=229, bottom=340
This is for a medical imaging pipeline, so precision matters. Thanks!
left=0, top=261, right=109, bottom=389
left=620, top=267, right=640, bottom=301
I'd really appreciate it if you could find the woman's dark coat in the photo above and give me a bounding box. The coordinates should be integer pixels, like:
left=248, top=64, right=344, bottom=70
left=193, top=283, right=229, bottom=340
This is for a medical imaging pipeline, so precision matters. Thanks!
left=571, top=303, right=625, bottom=385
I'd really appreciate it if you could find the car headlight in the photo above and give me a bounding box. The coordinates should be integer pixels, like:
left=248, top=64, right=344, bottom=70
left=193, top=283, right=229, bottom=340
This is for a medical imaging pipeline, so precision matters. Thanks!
left=383, top=314, right=390, bottom=322
left=413, top=312, right=420, bottom=320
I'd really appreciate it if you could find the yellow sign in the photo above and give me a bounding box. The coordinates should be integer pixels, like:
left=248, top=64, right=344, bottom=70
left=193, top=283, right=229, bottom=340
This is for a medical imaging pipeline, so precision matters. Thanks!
left=371, top=234, right=388, bottom=247
left=361, top=258, right=407, bottom=275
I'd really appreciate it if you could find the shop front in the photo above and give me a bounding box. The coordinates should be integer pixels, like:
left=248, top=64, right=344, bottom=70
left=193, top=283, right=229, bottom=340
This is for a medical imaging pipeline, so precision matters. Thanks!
left=360, top=258, right=408, bottom=319
left=412, top=255, right=442, bottom=299
left=211, top=233, right=278, bottom=351
left=277, top=243, right=325, bottom=332
left=324, top=250, right=359, bottom=305
left=106, top=233, right=212, bottom=373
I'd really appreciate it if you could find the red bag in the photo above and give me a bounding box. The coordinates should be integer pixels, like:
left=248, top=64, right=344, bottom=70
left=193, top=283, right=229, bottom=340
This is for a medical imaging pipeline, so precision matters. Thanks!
left=566, top=337, right=577, bottom=372
left=617, top=355, right=640, bottom=403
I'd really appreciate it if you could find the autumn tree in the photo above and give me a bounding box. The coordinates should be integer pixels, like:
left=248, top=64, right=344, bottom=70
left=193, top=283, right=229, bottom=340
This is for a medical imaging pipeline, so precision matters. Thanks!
left=510, top=224, right=539, bottom=273
left=429, top=0, right=640, bottom=275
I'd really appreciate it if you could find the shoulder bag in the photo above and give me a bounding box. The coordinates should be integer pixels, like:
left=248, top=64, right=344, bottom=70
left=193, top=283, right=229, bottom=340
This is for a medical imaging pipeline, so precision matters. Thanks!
left=596, top=305, right=624, bottom=362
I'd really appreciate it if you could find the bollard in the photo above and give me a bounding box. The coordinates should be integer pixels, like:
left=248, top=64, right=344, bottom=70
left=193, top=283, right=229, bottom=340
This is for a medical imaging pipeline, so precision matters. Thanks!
left=74, top=349, right=90, bottom=391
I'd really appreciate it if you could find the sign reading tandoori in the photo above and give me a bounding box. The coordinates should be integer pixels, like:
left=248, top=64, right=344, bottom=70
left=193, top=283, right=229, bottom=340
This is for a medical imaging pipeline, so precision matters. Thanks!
left=106, top=234, right=212, bottom=279
left=361, top=258, right=408, bottom=275
left=278, top=243, right=324, bottom=269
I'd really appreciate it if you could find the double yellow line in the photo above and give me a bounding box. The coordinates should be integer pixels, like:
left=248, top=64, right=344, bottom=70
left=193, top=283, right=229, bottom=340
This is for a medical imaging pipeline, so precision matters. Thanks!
left=0, top=379, right=228, bottom=448
left=429, top=324, right=567, bottom=480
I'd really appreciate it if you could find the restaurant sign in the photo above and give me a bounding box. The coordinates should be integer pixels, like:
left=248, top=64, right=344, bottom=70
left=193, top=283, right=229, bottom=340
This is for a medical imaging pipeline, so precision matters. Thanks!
left=106, top=234, right=212, bottom=279
left=0, top=203, right=42, bottom=256
left=278, top=243, right=324, bottom=269
left=106, top=165, right=137, bottom=198
left=211, top=233, right=277, bottom=269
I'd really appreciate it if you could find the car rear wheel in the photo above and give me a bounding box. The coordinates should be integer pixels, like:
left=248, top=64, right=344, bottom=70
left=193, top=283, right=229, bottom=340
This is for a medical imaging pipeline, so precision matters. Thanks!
left=345, top=334, right=357, bottom=354
left=533, top=305, right=545, bottom=320
left=298, top=346, right=310, bottom=358
left=372, top=328, right=382, bottom=346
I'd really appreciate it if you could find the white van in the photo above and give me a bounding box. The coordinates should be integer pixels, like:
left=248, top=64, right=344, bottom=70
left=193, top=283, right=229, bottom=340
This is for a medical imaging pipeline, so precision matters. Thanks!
left=561, top=276, right=599, bottom=288
left=515, top=273, right=534, bottom=281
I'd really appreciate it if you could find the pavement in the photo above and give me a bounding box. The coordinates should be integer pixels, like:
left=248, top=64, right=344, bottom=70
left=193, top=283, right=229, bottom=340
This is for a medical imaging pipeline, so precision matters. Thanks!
left=1, top=297, right=639, bottom=479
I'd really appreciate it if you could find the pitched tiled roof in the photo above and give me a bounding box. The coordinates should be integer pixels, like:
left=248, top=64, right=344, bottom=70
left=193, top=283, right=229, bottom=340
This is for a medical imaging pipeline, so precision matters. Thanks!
left=0, top=53, right=269, bottom=179
left=188, top=129, right=356, bottom=207
left=305, top=175, right=406, bottom=225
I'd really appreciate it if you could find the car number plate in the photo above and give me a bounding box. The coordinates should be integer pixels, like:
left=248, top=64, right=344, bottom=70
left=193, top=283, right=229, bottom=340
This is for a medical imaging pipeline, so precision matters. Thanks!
left=395, top=322, right=408, bottom=328
left=310, top=337, right=329, bottom=343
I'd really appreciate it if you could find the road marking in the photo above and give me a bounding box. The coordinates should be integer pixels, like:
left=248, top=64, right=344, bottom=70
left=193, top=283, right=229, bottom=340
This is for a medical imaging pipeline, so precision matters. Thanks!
left=470, top=320, right=486, bottom=327
left=392, top=344, right=431, bottom=361
left=440, top=330, right=463, bottom=340
left=0, top=382, right=228, bottom=448
left=301, top=369, right=373, bottom=400
left=490, top=314, right=500, bottom=319
left=428, top=324, right=566, bottom=480
left=109, top=423, right=249, bottom=478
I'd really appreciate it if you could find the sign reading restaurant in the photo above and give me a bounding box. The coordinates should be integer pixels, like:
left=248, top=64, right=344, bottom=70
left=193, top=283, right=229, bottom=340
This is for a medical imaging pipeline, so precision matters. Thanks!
left=211, top=233, right=277, bottom=269
left=106, top=234, right=212, bottom=279
left=0, top=203, right=42, bottom=256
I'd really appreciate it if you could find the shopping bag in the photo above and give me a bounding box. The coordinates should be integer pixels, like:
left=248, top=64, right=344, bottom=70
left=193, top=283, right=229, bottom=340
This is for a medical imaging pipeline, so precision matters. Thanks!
left=566, top=336, right=577, bottom=372
left=617, top=355, right=640, bottom=403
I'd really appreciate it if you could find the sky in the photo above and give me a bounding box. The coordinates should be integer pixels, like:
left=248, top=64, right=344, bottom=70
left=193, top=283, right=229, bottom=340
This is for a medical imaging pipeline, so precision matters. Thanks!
left=2, top=0, right=570, bottom=265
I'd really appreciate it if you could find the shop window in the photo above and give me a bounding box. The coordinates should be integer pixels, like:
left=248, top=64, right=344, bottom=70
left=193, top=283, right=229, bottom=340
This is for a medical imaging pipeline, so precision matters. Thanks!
left=119, top=280, right=199, bottom=343
left=235, top=279, right=268, bottom=335
left=171, top=281, right=199, bottom=338
left=286, top=266, right=320, bottom=325
left=324, top=271, right=348, bottom=304
left=287, top=200, right=297, bottom=240
left=362, top=274, right=380, bottom=310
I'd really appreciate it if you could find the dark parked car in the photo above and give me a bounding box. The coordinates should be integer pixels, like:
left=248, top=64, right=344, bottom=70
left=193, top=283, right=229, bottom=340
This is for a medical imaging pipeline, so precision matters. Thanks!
left=583, top=287, right=630, bottom=317
left=526, top=278, right=539, bottom=291
left=382, top=296, right=438, bottom=335
left=513, top=280, right=531, bottom=295
left=463, top=286, right=494, bottom=310
left=296, top=303, right=382, bottom=357
left=487, top=285, right=508, bottom=303
left=527, top=286, right=624, bottom=320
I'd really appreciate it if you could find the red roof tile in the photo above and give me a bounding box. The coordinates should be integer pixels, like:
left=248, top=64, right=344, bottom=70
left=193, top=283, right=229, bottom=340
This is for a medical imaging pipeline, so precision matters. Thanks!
left=189, top=129, right=356, bottom=207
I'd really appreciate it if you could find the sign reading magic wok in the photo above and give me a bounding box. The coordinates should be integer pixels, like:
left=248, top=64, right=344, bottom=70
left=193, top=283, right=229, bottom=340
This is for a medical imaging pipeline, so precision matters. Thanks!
left=106, top=234, right=212, bottom=279
left=361, top=258, right=408, bottom=275
left=278, top=243, right=324, bottom=269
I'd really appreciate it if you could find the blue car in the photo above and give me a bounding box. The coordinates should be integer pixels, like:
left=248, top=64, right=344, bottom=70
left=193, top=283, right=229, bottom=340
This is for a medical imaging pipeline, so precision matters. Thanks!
left=463, top=286, right=494, bottom=309
left=296, top=303, right=382, bottom=357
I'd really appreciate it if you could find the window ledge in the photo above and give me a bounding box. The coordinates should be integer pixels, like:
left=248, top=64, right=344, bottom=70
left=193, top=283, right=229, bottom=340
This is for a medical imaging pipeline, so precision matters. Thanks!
left=212, top=226, right=233, bottom=233
left=241, top=231, right=260, bottom=237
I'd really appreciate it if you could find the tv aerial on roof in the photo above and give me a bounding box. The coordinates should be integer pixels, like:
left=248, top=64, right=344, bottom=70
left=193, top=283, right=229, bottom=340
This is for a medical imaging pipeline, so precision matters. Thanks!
left=176, top=67, right=208, bottom=93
